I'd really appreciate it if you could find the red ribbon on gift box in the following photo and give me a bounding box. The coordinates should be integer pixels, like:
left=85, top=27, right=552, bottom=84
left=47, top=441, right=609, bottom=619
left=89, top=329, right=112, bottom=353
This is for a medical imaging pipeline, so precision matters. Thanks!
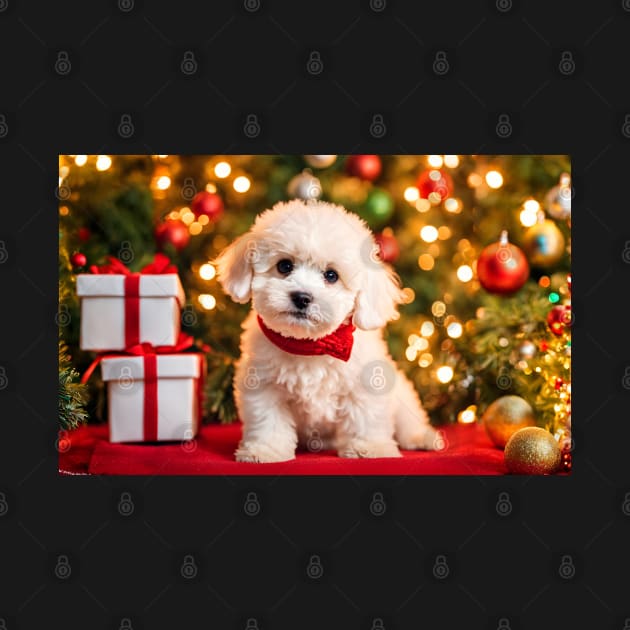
left=81, top=333, right=207, bottom=442
left=89, top=253, right=177, bottom=276
left=89, top=254, right=179, bottom=348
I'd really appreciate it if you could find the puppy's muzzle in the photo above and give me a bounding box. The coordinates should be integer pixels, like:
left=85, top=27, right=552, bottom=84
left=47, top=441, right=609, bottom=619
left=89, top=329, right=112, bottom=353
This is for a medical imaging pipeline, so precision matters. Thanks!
left=290, top=291, right=313, bottom=310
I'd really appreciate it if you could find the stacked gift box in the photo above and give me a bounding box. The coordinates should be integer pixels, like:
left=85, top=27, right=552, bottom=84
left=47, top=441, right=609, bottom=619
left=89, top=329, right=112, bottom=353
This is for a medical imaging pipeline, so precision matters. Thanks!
left=77, top=254, right=205, bottom=443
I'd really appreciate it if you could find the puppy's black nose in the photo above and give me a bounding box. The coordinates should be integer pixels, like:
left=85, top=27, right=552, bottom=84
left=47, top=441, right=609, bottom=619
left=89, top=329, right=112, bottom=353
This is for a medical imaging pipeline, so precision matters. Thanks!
left=290, top=291, right=313, bottom=310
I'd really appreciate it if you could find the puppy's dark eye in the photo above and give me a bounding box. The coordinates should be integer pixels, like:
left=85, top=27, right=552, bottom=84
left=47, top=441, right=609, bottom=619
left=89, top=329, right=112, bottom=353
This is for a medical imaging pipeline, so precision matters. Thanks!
left=276, top=259, right=293, bottom=275
left=323, top=269, right=339, bottom=284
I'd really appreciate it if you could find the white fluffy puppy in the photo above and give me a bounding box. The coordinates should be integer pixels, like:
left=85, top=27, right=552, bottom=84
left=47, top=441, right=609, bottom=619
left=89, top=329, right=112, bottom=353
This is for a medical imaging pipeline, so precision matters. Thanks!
left=216, top=199, right=438, bottom=462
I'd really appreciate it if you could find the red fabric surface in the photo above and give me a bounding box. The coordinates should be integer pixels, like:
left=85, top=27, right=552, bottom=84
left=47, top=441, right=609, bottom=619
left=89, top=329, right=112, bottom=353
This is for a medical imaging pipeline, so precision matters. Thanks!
left=59, top=422, right=510, bottom=476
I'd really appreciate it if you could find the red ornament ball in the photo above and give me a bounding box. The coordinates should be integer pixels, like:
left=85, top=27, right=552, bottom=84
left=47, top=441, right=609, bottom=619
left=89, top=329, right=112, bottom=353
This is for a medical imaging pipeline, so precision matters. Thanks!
left=375, top=231, right=399, bottom=263
left=417, top=169, right=453, bottom=201
left=477, top=231, right=530, bottom=295
left=547, top=304, right=572, bottom=336
left=191, top=191, right=224, bottom=221
left=155, top=220, right=190, bottom=251
left=561, top=451, right=572, bottom=473
left=346, top=154, right=382, bottom=181
left=70, top=252, right=87, bottom=268
left=78, top=227, right=91, bottom=243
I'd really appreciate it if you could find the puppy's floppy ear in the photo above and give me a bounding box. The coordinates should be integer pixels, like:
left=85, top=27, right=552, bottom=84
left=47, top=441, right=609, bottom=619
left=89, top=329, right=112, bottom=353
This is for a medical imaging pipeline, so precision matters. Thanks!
left=214, top=233, right=256, bottom=303
left=352, top=257, right=407, bottom=330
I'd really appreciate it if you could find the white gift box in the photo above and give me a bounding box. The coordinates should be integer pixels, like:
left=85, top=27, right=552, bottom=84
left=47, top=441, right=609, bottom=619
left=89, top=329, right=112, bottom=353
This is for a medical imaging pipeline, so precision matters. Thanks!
left=77, top=274, right=185, bottom=351
left=101, top=353, right=204, bottom=443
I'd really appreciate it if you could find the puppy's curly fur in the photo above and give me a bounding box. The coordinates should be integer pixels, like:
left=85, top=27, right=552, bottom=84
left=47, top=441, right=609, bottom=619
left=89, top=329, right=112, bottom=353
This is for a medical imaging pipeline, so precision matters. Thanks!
left=216, top=199, right=438, bottom=462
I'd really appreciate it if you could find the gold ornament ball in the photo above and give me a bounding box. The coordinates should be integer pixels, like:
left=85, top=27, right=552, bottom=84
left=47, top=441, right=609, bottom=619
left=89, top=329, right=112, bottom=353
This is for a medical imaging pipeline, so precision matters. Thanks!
left=504, top=427, right=562, bottom=475
left=304, top=155, right=337, bottom=169
left=483, top=395, right=536, bottom=448
left=522, top=219, right=566, bottom=268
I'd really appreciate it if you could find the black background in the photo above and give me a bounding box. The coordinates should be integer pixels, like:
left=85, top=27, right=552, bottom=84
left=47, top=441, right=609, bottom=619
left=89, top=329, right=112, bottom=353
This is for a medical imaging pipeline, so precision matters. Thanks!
left=1, top=0, right=629, bottom=628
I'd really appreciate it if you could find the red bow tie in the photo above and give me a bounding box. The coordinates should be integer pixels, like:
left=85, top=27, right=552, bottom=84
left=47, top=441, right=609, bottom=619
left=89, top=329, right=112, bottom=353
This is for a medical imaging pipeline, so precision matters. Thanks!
left=257, top=315, right=356, bottom=362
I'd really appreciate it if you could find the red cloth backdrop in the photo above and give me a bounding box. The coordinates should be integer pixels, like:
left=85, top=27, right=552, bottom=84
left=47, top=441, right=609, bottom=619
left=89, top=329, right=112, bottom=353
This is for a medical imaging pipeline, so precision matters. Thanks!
left=59, top=422, right=509, bottom=475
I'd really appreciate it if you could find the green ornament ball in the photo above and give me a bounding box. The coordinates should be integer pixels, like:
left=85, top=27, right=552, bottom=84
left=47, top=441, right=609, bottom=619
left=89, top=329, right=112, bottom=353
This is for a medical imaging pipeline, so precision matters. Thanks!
left=363, top=188, right=394, bottom=226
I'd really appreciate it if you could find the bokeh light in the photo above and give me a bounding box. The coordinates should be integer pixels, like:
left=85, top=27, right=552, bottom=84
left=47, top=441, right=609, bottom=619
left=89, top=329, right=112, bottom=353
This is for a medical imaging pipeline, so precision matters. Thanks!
left=436, top=365, right=454, bottom=383
left=420, top=225, right=439, bottom=243
left=457, top=264, right=473, bottom=282
left=199, top=263, right=216, bottom=280
left=404, top=186, right=420, bottom=202
left=485, top=170, right=503, bottom=189
left=96, top=155, right=112, bottom=171
left=418, top=254, right=435, bottom=270
left=444, top=155, right=459, bottom=168
left=214, top=162, right=231, bottom=178
left=198, top=294, right=216, bottom=310
left=233, top=176, right=251, bottom=193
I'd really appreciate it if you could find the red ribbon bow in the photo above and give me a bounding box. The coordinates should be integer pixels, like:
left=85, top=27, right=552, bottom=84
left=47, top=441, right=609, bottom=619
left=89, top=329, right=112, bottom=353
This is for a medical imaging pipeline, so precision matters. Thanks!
left=89, top=253, right=177, bottom=275
left=89, top=254, right=178, bottom=348
left=81, top=333, right=207, bottom=442
left=257, top=315, right=356, bottom=362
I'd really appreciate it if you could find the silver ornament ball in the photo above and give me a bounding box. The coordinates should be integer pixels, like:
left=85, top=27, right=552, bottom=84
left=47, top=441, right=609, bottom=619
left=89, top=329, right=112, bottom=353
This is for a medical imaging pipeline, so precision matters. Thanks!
left=518, top=340, right=537, bottom=360
left=545, top=173, right=571, bottom=220
left=288, top=170, right=322, bottom=201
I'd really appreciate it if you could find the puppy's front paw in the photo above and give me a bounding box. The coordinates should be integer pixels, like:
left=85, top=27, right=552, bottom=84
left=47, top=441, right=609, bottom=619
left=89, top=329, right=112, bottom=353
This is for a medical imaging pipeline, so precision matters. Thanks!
left=398, top=426, right=441, bottom=451
left=338, top=440, right=402, bottom=459
left=235, top=441, right=295, bottom=463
